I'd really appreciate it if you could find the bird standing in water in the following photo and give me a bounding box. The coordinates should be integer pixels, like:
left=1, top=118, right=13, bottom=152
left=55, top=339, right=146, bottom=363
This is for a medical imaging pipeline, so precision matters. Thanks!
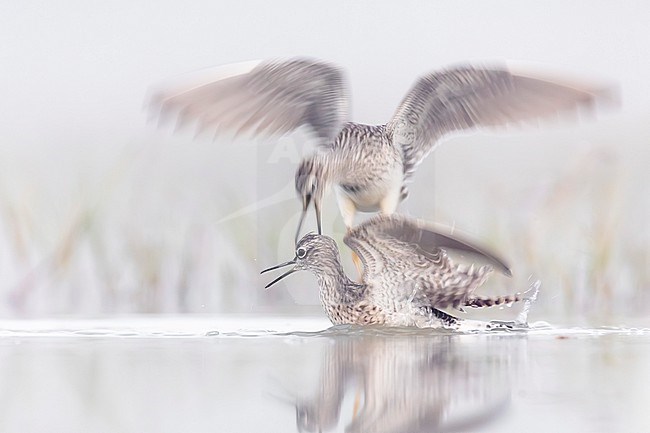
left=262, top=214, right=520, bottom=329
left=150, top=57, right=608, bottom=246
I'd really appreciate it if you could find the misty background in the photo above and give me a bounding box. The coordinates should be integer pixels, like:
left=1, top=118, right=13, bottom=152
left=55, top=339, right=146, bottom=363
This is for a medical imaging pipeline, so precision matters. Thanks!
left=0, top=1, right=648, bottom=319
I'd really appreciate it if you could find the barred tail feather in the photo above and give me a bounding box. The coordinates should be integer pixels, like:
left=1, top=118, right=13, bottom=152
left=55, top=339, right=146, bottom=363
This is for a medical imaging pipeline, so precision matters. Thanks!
left=465, top=294, right=521, bottom=308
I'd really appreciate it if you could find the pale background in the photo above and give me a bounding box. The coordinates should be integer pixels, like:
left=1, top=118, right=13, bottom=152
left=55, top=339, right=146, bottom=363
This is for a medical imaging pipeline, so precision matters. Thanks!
left=0, top=0, right=648, bottom=320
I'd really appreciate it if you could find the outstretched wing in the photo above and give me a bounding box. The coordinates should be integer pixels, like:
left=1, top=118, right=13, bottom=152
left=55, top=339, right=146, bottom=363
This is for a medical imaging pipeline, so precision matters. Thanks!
left=388, top=64, right=612, bottom=180
left=149, top=58, right=349, bottom=146
left=344, top=214, right=511, bottom=308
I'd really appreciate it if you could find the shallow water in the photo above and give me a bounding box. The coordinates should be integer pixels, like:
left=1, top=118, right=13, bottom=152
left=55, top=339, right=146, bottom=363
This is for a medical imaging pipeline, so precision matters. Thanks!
left=0, top=317, right=648, bottom=433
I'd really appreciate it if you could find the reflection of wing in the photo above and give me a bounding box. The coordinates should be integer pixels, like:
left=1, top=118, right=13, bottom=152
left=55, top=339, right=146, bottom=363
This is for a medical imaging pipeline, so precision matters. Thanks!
left=149, top=58, right=349, bottom=146
left=344, top=214, right=511, bottom=308
left=388, top=64, right=610, bottom=180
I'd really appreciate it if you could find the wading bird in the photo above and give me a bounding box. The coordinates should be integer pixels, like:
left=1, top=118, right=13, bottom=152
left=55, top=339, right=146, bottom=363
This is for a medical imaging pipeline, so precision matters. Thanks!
left=150, top=58, right=608, bottom=247
left=261, top=214, right=521, bottom=329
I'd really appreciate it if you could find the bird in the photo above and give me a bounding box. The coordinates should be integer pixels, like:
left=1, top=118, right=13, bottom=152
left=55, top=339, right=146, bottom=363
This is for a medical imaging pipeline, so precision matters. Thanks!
left=261, top=214, right=522, bottom=329
left=149, top=57, right=610, bottom=246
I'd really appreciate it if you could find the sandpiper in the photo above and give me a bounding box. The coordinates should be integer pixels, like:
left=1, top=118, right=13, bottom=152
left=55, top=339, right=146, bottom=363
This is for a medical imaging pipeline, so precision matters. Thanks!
left=150, top=57, right=609, bottom=244
left=261, top=214, right=521, bottom=329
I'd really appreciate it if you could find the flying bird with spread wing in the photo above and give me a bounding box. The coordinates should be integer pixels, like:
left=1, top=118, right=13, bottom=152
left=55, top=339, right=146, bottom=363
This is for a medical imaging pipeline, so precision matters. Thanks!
left=150, top=57, right=610, bottom=244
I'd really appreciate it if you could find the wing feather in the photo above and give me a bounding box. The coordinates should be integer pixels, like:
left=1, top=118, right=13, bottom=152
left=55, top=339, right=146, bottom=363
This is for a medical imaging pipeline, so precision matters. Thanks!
left=344, top=215, right=511, bottom=309
left=389, top=64, right=613, bottom=180
left=149, top=58, right=349, bottom=146
left=345, top=214, right=511, bottom=278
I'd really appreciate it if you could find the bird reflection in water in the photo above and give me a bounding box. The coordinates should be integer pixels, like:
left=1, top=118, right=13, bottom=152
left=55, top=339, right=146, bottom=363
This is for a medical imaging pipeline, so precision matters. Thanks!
left=288, top=332, right=522, bottom=433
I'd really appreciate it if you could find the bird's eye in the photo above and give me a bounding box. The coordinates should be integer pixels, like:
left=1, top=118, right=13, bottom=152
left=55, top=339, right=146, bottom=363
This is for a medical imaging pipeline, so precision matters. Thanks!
left=296, top=247, right=307, bottom=258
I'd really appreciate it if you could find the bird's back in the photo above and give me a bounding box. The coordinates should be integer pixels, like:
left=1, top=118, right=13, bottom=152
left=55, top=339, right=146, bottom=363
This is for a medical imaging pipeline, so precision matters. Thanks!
left=344, top=215, right=501, bottom=325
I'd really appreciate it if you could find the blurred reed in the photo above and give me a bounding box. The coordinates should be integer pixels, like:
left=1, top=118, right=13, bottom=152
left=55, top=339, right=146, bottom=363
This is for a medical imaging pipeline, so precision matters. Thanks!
left=0, top=138, right=646, bottom=319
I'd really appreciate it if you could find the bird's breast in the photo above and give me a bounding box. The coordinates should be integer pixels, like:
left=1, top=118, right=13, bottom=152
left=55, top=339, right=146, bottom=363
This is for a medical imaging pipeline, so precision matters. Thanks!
left=336, top=162, right=404, bottom=212
left=336, top=184, right=383, bottom=212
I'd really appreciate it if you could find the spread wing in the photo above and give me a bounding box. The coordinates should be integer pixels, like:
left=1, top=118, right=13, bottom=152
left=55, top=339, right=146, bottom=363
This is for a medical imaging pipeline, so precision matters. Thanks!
left=344, top=214, right=511, bottom=309
left=388, top=64, right=612, bottom=180
left=149, top=57, right=349, bottom=146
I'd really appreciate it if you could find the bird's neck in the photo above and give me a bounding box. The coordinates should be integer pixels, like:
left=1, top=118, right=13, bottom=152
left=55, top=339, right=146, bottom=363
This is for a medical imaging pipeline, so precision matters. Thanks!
left=315, top=260, right=351, bottom=298
left=314, top=260, right=365, bottom=319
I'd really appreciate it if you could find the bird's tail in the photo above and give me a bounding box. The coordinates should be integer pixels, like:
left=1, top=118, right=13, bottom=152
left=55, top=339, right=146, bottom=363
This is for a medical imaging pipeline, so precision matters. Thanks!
left=464, top=294, right=521, bottom=308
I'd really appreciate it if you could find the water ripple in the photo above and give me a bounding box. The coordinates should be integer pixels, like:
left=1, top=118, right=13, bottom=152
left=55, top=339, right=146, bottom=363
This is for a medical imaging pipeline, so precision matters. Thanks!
left=0, top=317, right=647, bottom=340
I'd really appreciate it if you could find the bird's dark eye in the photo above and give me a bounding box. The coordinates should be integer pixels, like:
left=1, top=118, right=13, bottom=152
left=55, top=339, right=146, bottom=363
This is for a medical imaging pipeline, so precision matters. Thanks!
left=296, top=247, right=306, bottom=258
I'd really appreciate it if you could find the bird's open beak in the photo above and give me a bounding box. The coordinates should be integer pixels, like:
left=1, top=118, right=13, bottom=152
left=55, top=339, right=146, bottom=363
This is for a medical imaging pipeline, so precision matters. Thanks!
left=261, top=258, right=298, bottom=289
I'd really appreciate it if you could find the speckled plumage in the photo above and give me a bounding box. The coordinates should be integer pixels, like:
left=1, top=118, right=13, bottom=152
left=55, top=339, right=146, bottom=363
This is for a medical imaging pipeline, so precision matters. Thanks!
left=151, top=57, right=608, bottom=238
left=262, top=214, right=520, bottom=328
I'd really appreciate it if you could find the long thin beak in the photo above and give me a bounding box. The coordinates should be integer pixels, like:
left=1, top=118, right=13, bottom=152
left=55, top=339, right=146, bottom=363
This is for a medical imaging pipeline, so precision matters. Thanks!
left=314, top=198, right=322, bottom=235
left=261, top=259, right=298, bottom=289
left=295, top=196, right=311, bottom=245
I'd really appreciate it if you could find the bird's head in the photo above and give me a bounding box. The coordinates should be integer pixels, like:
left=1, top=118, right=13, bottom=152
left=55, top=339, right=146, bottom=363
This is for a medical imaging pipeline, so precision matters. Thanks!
left=261, top=233, right=339, bottom=288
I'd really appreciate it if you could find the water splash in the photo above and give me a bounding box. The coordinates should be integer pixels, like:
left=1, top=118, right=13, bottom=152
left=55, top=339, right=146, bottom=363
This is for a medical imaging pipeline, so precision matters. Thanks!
left=456, top=318, right=529, bottom=334
left=516, top=280, right=541, bottom=325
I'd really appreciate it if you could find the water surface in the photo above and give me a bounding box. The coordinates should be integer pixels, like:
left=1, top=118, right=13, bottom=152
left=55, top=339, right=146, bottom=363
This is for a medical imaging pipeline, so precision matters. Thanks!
left=0, top=317, right=648, bottom=433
